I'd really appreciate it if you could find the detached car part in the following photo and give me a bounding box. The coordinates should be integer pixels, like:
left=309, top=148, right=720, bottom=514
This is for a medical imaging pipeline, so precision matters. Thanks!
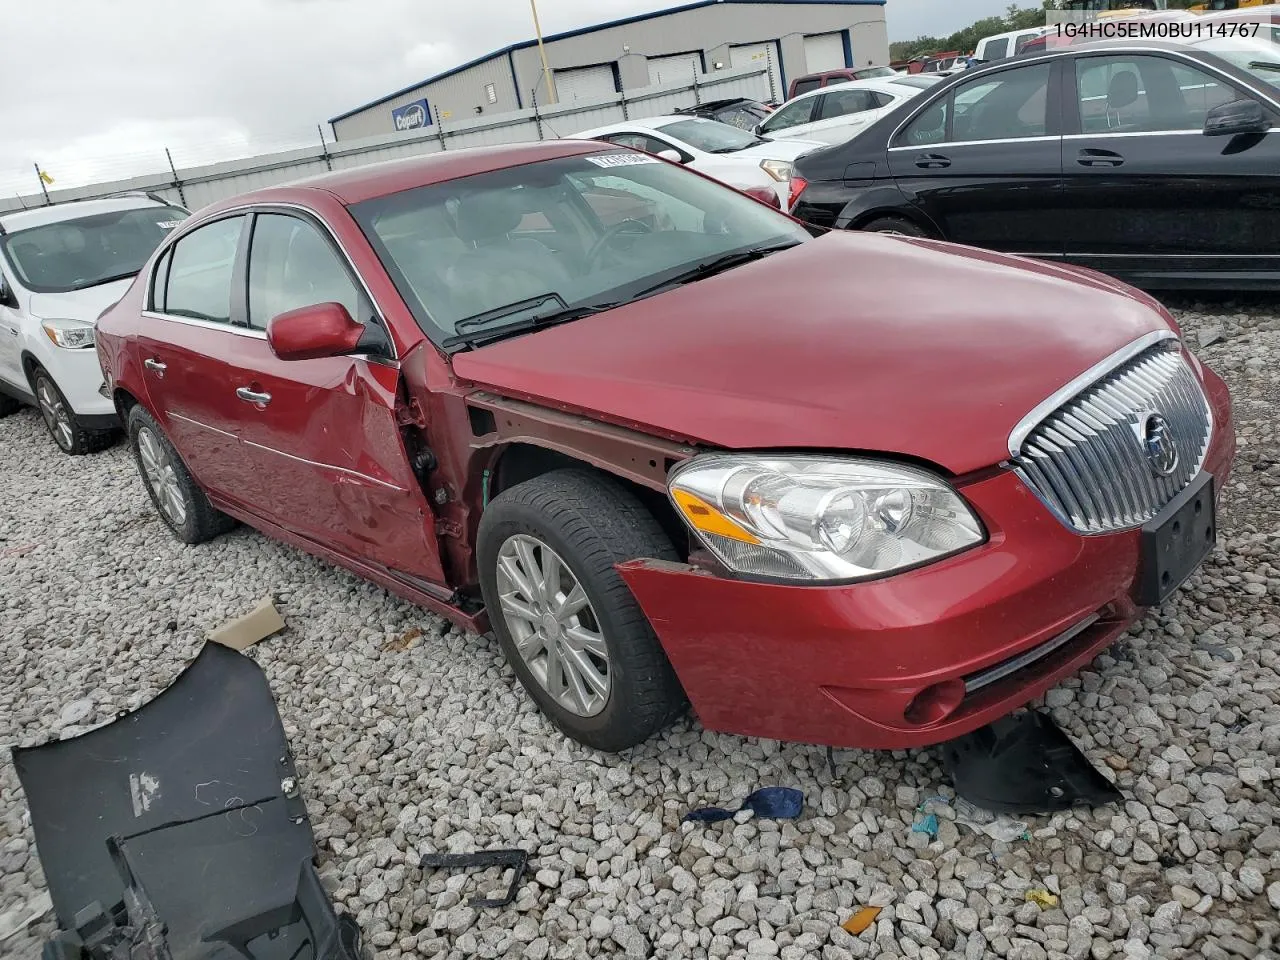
left=12, top=642, right=363, bottom=960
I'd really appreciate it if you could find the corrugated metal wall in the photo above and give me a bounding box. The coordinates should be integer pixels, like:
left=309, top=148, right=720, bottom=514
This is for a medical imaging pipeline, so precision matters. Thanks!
left=0, top=65, right=771, bottom=217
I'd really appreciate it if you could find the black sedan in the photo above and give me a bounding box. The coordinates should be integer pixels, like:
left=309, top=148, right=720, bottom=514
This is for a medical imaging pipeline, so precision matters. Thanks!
left=789, top=38, right=1280, bottom=289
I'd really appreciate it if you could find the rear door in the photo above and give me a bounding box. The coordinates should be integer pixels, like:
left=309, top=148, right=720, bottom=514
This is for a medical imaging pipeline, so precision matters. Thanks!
left=1061, top=51, right=1280, bottom=278
left=234, top=209, right=446, bottom=583
left=886, top=59, right=1066, bottom=256
left=137, top=214, right=251, bottom=500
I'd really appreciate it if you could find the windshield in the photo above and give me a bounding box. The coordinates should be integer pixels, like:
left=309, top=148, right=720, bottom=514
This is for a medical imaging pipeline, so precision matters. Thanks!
left=0, top=204, right=188, bottom=294
left=1194, top=37, right=1280, bottom=87
left=654, top=118, right=764, bottom=153
left=854, top=66, right=898, bottom=79
left=349, top=152, right=811, bottom=344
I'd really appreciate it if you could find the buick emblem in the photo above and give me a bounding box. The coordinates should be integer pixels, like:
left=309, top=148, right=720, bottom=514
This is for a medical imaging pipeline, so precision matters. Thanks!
left=1142, top=413, right=1178, bottom=477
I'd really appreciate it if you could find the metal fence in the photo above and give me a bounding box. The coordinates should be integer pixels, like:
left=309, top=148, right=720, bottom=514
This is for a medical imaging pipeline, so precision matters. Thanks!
left=0, top=64, right=772, bottom=217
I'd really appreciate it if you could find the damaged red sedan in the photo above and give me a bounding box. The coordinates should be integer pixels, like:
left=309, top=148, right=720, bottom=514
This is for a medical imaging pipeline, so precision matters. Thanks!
left=96, top=141, right=1234, bottom=753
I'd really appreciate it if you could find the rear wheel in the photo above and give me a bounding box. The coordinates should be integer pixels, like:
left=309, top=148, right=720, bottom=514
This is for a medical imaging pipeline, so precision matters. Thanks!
left=127, top=405, right=235, bottom=544
left=31, top=367, right=116, bottom=455
left=861, top=216, right=932, bottom=238
left=477, top=468, right=687, bottom=752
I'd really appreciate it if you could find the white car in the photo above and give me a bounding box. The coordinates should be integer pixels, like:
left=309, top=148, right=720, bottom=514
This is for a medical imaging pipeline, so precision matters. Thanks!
left=756, top=76, right=940, bottom=146
left=973, top=27, right=1049, bottom=63
left=0, top=194, right=188, bottom=453
left=571, top=116, right=823, bottom=206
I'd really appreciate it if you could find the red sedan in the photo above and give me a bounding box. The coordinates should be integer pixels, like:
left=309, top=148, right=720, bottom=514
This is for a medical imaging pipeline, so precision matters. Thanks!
left=95, top=141, right=1234, bottom=752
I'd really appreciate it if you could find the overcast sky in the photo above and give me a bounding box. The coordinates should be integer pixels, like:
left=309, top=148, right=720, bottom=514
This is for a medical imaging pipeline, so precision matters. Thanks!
left=0, top=0, right=1009, bottom=195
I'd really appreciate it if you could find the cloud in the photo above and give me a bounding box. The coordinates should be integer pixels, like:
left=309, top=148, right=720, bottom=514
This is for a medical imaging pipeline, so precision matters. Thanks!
left=0, top=0, right=1009, bottom=194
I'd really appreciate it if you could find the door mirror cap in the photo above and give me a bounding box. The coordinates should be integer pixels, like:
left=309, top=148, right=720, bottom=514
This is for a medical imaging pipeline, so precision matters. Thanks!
left=1204, top=99, right=1269, bottom=137
left=655, top=148, right=685, bottom=163
left=266, top=302, right=364, bottom=361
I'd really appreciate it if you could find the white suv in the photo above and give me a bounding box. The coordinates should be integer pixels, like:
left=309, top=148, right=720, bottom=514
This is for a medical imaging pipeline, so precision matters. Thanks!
left=0, top=194, right=188, bottom=453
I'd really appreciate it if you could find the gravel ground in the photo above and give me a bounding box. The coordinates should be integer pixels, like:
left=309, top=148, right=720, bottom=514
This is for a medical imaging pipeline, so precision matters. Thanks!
left=2, top=299, right=1280, bottom=960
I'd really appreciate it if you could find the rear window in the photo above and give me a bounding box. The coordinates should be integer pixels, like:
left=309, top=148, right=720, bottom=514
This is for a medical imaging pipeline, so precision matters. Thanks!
left=983, top=37, right=1010, bottom=60
left=792, top=77, right=823, bottom=95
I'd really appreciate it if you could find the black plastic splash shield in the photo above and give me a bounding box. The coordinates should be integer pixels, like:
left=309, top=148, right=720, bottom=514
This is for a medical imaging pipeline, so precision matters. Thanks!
left=12, top=642, right=361, bottom=960
left=939, top=710, right=1123, bottom=815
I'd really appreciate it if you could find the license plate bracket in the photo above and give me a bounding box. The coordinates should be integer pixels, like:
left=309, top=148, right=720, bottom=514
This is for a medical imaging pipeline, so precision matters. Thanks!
left=1136, top=472, right=1216, bottom=607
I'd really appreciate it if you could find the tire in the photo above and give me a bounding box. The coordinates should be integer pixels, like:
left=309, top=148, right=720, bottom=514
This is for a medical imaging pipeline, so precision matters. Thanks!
left=126, top=405, right=236, bottom=544
left=860, top=216, right=932, bottom=238
left=477, top=468, right=687, bottom=752
left=30, top=367, right=116, bottom=455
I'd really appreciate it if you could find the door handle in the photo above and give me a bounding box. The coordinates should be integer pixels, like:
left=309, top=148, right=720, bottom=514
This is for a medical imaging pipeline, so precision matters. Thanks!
left=1077, top=149, right=1124, bottom=167
left=236, top=386, right=272, bottom=405
left=143, top=358, right=167, bottom=373
left=914, top=153, right=951, bottom=169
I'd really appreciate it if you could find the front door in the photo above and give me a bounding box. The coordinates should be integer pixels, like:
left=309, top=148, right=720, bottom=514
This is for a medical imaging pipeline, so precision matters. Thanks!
left=234, top=210, right=445, bottom=584
left=0, top=268, right=25, bottom=390
left=1061, top=51, right=1280, bottom=280
left=886, top=60, right=1065, bottom=257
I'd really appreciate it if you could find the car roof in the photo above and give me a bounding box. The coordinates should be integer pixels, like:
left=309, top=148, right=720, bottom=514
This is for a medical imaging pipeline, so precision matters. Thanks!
left=1194, top=3, right=1280, bottom=20
left=0, top=194, right=171, bottom=234
left=573, top=114, right=711, bottom=137
left=196, top=140, right=611, bottom=212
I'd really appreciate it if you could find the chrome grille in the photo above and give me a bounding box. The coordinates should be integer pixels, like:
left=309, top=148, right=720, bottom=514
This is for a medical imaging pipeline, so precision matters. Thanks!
left=1011, top=339, right=1212, bottom=534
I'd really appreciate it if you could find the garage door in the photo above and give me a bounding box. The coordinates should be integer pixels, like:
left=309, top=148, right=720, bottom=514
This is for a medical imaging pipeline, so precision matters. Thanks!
left=553, top=64, right=616, bottom=103
left=729, top=42, right=783, bottom=102
left=647, top=53, right=702, bottom=86
left=804, top=32, right=847, bottom=73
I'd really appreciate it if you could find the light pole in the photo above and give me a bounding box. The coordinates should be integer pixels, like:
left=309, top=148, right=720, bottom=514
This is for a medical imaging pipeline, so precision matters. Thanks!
left=530, top=0, right=558, bottom=104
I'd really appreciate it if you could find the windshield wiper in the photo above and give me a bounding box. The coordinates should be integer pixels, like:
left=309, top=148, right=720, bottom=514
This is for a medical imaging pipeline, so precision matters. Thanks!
left=443, top=293, right=621, bottom=348
left=70, top=271, right=140, bottom=291
left=708, top=139, right=769, bottom=153
left=627, top=240, right=800, bottom=299
left=1249, top=60, right=1280, bottom=72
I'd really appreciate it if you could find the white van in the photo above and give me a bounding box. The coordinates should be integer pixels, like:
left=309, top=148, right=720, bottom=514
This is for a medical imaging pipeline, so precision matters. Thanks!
left=0, top=194, right=188, bottom=453
left=974, top=27, right=1049, bottom=62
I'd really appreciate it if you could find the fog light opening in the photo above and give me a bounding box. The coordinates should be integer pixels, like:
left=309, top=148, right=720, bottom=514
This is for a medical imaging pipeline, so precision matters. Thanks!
left=904, top=679, right=966, bottom=726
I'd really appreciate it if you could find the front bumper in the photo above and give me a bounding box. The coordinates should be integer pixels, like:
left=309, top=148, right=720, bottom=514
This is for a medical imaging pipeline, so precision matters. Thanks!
left=618, top=368, right=1235, bottom=751
left=40, top=346, right=116, bottom=419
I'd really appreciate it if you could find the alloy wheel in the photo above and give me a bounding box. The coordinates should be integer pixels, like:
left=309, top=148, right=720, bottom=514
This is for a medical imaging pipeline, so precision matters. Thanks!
left=35, top=376, right=73, bottom=450
left=495, top=533, right=611, bottom=717
left=137, top=426, right=188, bottom=527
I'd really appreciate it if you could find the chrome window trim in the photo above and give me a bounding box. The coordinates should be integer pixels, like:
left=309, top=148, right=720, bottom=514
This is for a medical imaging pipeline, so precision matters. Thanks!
left=888, top=134, right=1059, bottom=151
left=145, top=200, right=399, bottom=361
left=140, top=309, right=267, bottom=339
left=1063, top=127, right=1280, bottom=139
left=1006, top=329, right=1178, bottom=459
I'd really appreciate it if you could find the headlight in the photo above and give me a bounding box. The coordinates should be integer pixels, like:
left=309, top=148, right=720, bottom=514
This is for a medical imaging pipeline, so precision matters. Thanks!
left=759, top=159, right=793, bottom=182
left=668, top=454, right=984, bottom=582
left=40, top=318, right=96, bottom=349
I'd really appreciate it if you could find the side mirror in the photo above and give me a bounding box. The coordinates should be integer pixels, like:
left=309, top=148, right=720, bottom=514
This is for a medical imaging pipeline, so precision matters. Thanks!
left=266, top=302, right=364, bottom=361
left=656, top=148, right=685, bottom=163
left=0, top=273, right=15, bottom=308
left=1204, top=99, right=1268, bottom=137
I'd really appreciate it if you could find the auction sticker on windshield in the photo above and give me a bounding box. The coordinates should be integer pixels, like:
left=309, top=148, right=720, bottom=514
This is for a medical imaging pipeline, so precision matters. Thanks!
left=585, top=153, right=662, bottom=168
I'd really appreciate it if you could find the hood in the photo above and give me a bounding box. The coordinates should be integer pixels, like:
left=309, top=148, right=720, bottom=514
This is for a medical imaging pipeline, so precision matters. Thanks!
left=729, top=138, right=827, bottom=162
left=451, top=232, right=1172, bottom=475
left=28, top=276, right=134, bottom=324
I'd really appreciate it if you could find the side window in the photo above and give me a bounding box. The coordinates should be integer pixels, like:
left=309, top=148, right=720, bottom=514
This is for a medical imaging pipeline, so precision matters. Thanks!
left=150, top=248, right=172, bottom=311
left=760, top=97, right=817, bottom=133
left=817, top=89, right=875, bottom=121
left=247, top=214, right=362, bottom=331
left=983, top=37, right=1010, bottom=61
left=163, top=216, right=245, bottom=324
left=951, top=64, right=1050, bottom=141
left=898, top=97, right=950, bottom=146
left=1075, top=55, right=1232, bottom=134
left=601, top=133, right=649, bottom=151
left=869, top=91, right=894, bottom=109
left=792, top=78, right=822, bottom=96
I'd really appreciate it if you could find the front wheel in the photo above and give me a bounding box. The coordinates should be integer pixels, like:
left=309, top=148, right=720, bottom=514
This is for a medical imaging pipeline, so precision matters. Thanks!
left=477, top=468, right=687, bottom=752
left=32, top=367, right=116, bottom=455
